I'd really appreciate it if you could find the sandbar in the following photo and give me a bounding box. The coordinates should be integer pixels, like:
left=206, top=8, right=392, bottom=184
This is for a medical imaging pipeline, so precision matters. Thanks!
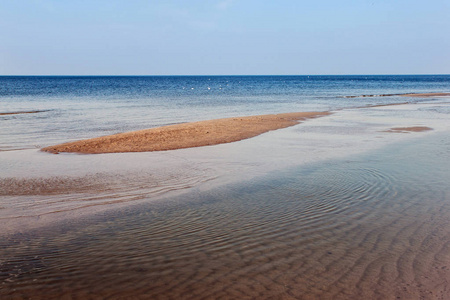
left=400, top=92, right=450, bottom=97
left=0, top=110, right=49, bottom=116
left=42, top=111, right=330, bottom=154
left=384, top=126, right=433, bottom=133
left=344, top=92, right=450, bottom=98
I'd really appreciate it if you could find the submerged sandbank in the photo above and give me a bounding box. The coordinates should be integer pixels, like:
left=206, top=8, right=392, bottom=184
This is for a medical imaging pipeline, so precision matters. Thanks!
left=41, top=112, right=330, bottom=154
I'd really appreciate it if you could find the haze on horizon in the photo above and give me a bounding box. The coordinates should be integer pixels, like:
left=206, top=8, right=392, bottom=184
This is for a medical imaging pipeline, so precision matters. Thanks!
left=0, top=0, right=449, bottom=76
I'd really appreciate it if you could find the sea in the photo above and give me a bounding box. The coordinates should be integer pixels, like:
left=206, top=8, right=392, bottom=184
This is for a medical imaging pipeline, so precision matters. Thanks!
left=1, top=75, right=449, bottom=151
left=1, top=75, right=449, bottom=299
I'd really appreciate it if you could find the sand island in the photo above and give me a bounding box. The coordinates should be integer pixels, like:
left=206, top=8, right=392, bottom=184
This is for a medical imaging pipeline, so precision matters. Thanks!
left=384, top=126, right=433, bottom=133
left=344, top=92, right=450, bottom=98
left=42, top=111, right=330, bottom=154
left=0, top=110, right=49, bottom=116
left=401, top=92, right=450, bottom=97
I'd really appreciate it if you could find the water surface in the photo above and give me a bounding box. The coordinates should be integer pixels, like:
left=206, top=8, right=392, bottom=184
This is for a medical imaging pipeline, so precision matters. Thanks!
left=1, top=131, right=449, bottom=299
left=1, top=76, right=449, bottom=299
left=1, top=75, right=449, bottom=150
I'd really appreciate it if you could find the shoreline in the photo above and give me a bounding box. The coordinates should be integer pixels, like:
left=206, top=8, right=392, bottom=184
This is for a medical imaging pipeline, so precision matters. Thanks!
left=41, top=111, right=330, bottom=154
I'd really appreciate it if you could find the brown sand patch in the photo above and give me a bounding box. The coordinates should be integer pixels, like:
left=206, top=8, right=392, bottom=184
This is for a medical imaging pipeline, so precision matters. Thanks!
left=41, top=112, right=330, bottom=154
left=0, top=110, right=49, bottom=116
left=384, top=126, right=433, bottom=133
left=343, top=92, right=450, bottom=98
left=400, top=92, right=450, bottom=97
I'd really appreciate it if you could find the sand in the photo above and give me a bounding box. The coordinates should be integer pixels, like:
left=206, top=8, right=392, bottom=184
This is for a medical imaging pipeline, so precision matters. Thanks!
left=344, top=92, right=450, bottom=98
left=41, top=111, right=330, bottom=154
left=385, top=126, right=433, bottom=133
left=401, top=92, right=450, bottom=97
left=0, top=110, right=49, bottom=116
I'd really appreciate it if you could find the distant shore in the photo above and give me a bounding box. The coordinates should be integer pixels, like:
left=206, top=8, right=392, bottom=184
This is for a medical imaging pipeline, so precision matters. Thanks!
left=402, top=92, right=450, bottom=97
left=0, top=110, right=50, bottom=116
left=42, top=112, right=330, bottom=154
left=343, top=92, right=450, bottom=98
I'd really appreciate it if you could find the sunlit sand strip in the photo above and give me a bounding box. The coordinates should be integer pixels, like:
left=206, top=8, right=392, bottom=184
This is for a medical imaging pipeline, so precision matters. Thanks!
left=41, top=112, right=330, bottom=154
left=343, top=92, right=450, bottom=98
left=0, top=110, right=50, bottom=116
left=384, top=126, right=433, bottom=133
left=401, top=92, right=450, bottom=97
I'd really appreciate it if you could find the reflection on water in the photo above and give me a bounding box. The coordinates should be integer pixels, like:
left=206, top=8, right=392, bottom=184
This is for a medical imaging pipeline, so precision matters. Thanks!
left=1, top=132, right=449, bottom=299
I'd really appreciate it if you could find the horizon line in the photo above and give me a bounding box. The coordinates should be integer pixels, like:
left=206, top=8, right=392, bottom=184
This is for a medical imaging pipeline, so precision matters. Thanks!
left=1, top=73, right=450, bottom=77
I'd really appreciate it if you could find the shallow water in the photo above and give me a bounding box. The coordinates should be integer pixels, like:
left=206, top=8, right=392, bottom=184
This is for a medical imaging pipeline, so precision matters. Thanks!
left=1, top=131, right=449, bottom=299
left=1, top=76, right=450, bottom=299
left=2, top=101, right=449, bottom=236
left=1, top=75, right=449, bottom=151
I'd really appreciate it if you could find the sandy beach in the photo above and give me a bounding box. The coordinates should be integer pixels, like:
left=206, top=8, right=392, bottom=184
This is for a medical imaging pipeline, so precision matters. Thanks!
left=41, top=111, right=330, bottom=154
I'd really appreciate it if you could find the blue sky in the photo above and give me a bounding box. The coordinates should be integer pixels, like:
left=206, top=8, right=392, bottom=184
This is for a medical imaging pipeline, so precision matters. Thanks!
left=0, top=0, right=449, bottom=75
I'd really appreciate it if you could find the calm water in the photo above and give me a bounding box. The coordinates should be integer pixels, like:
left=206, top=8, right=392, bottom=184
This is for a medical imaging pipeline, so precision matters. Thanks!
left=1, top=132, right=449, bottom=299
left=1, top=75, right=449, bottom=150
left=1, top=75, right=450, bottom=299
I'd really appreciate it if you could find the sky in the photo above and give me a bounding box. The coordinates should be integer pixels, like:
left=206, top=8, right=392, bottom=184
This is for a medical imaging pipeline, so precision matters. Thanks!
left=0, top=0, right=449, bottom=75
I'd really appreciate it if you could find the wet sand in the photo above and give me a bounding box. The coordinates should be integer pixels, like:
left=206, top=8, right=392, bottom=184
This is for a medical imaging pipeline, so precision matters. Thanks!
left=41, top=112, right=330, bottom=154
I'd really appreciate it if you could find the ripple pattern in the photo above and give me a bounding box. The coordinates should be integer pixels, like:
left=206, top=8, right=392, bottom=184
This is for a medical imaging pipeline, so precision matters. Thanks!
left=1, top=139, right=450, bottom=299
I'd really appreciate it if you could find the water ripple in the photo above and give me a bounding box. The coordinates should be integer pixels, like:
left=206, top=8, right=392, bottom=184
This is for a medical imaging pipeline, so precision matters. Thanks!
left=1, top=137, right=450, bottom=299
